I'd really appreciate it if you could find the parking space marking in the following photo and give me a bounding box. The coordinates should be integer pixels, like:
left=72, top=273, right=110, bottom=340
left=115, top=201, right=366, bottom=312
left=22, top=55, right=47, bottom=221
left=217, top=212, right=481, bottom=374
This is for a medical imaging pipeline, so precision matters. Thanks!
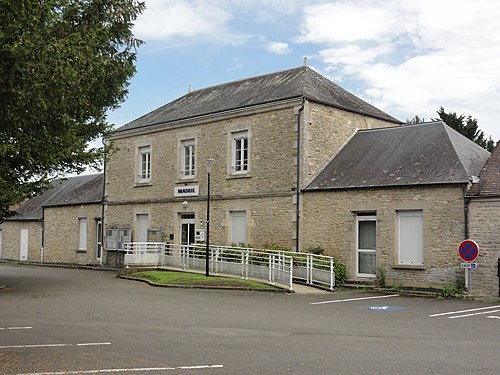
left=429, top=305, right=500, bottom=318
left=0, top=327, right=32, bottom=330
left=311, top=294, right=399, bottom=305
left=0, top=342, right=111, bottom=349
left=16, top=364, right=224, bottom=374
left=449, top=309, right=500, bottom=319
left=487, top=316, right=500, bottom=320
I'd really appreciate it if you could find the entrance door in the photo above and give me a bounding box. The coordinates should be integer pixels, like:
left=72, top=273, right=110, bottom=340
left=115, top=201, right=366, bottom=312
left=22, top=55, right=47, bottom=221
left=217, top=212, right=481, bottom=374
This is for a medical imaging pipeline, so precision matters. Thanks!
left=180, top=214, right=195, bottom=245
left=356, top=214, right=376, bottom=277
left=20, top=229, right=29, bottom=261
left=136, top=214, right=149, bottom=242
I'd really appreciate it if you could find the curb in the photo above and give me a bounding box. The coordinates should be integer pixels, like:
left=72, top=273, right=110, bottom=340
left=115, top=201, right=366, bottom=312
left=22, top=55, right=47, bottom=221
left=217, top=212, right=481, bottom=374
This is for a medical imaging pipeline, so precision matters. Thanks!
left=119, top=275, right=288, bottom=293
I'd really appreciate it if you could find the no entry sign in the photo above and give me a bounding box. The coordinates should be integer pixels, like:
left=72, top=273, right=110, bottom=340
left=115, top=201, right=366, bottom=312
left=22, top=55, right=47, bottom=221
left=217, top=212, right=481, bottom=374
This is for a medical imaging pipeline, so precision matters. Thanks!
left=458, top=239, right=479, bottom=262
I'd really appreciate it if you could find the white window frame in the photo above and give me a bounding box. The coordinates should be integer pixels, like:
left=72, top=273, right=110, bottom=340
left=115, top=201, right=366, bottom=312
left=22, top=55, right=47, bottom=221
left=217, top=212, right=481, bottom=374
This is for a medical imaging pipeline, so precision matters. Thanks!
left=79, top=218, right=87, bottom=251
left=182, top=139, right=196, bottom=178
left=397, top=210, right=424, bottom=266
left=232, top=130, right=249, bottom=174
left=356, top=214, right=377, bottom=277
left=137, top=145, right=151, bottom=183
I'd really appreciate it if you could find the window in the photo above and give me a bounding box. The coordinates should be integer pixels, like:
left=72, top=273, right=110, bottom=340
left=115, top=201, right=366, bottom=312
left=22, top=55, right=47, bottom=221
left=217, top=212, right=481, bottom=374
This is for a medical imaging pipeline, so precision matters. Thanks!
left=356, top=214, right=376, bottom=276
left=398, top=210, right=424, bottom=266
left=138, top=145, right=151, bottom=183
left=79, top=218, right=87, bottom=251
left=182, top=139, right=196, bottom=178
left=232, top=131, right=248, bottom=174
left=230, top=211, right=247, bottom=244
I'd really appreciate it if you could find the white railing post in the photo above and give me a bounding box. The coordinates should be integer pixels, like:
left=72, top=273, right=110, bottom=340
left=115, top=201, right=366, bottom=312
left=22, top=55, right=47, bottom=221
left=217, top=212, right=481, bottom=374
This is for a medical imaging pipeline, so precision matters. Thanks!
left=289, top=257, right=294, bottom=291
left=330, top=257, right=335, bottom=290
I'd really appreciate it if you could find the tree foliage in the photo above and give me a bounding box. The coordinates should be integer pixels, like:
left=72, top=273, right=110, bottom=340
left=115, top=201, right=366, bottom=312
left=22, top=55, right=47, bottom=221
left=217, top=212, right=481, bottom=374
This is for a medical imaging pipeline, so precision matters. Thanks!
left=0, top=0, right=145, bottom=220
left=435, top=107, right=495, bottom=151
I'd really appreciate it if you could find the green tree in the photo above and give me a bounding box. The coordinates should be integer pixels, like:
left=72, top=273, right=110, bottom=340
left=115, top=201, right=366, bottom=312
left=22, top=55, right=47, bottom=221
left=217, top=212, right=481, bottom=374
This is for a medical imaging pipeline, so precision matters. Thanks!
left=435, top=107, right=495, bottom=151
left=405, top=115, right=426, bottom=125
left=0, top=0, right=145, bottom=220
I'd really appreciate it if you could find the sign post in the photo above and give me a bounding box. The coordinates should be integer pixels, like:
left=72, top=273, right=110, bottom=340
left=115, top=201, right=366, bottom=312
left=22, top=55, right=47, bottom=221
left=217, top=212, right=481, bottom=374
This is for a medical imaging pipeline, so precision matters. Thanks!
left=458, top=239, right=479, bottom=296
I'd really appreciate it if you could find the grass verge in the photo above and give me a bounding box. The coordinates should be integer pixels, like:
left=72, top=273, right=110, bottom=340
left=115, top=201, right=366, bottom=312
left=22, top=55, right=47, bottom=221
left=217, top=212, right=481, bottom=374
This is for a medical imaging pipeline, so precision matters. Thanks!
left=128, top=270, right=281, bottom=291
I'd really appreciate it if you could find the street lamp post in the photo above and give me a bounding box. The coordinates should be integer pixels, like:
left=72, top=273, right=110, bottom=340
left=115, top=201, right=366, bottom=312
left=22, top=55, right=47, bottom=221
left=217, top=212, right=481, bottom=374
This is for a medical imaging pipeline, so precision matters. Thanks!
left=204, top=158, right=215, bottom=277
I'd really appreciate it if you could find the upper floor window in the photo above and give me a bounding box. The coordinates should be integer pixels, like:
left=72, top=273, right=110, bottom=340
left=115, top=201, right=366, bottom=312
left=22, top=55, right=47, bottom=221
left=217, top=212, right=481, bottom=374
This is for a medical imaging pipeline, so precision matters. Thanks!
left=232, top=130, right=248, bottom=174
left=137, top=145, right=151, bottom=183
left=182, top=139, right=196, bottom=178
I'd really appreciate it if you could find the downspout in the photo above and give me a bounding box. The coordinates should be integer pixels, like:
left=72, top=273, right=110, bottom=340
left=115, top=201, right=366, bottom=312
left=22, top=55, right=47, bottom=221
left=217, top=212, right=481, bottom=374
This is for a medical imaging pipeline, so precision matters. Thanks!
left=464, top=189, right=470, bottom=240
left=101, top=141, right=108, bottom=266
left=41, top=206, right=45, bottom=263
left=295, top=99, right=305, bottom=252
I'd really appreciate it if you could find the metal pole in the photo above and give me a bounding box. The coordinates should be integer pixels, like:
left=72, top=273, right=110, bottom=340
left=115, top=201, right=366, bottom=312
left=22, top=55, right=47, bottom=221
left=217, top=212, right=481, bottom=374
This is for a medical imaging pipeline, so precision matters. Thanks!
left=205, top=169, right=210, bottom=277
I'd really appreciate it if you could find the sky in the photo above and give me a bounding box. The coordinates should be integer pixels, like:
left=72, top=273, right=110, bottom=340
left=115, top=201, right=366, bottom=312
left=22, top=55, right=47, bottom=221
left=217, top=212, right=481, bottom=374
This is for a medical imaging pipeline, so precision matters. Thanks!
left=107, top=0, right=500, bottom=142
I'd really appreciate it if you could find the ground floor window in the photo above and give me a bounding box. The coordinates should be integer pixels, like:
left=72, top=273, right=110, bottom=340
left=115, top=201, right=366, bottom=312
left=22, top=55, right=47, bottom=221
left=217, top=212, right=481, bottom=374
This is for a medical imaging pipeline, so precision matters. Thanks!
left=397, top=210, right=424, bottom=266
left=79, top=218, right=87, bottom=251
left=356, top=213, right=376, bottom=276
left=230, top=211, right=247, bottom=244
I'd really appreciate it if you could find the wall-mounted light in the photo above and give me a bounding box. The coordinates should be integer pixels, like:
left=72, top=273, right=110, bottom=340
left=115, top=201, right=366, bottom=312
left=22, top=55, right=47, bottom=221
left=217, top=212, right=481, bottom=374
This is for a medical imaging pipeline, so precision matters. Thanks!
left=182, top=201, right=189, bottom=208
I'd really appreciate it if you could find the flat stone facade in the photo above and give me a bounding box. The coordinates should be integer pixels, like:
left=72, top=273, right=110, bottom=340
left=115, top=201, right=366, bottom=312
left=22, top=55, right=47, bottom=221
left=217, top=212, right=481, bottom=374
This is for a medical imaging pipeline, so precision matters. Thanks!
left=105, top=100, right=396, bottom=251
left=0, top=221, right=42, bottom=262
left=43, top=204, right=103, bottom=265
left=468, top=197, right=500, bottom=297
left=302, top=185, right=467, bottom=289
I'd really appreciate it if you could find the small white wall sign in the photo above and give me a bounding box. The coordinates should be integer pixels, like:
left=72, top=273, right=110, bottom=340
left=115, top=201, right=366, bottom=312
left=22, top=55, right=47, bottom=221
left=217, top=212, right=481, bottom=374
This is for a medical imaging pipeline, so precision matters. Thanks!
left=174, top=185, right=199, bottom=197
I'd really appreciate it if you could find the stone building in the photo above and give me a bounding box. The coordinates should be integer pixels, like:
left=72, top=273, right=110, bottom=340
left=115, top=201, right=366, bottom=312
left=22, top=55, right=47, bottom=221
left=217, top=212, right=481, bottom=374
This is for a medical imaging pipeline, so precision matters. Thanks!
left=104, top=66, right=400, bottom=254
left=467, top=143, right=500, bottom=297
left=302, top=122, right=490, bottom=289
left=0, top=174, right=103, bottom=265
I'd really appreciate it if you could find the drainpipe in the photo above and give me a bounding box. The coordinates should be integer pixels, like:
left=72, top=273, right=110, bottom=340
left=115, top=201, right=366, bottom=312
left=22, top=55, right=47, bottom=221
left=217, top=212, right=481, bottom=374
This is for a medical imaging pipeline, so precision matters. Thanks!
left=41, top=206, right=45, bottom=263
left=464, top=195, right=470, bottom=240
left=101, top=141, right=108, bottom=267
left=295, top=99, right=305, bottom=253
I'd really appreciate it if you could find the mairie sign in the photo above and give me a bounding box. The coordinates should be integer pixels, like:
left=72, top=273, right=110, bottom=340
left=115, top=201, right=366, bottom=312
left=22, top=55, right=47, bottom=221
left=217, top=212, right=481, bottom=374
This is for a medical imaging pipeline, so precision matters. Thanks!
left=174, top=185, right=199, bottom=197
left=458, top=239, right=479, bottom=262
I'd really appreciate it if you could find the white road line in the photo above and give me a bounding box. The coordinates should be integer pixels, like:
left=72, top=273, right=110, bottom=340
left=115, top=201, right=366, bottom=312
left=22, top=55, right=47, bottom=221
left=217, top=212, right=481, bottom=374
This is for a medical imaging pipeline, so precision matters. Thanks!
left=0, top=343, right=111, bottom=349
left=17, top=364, right=224, bottom=374
left=487, top=316, right=500, bottom=320
left=449, top=310, right=500, bottom=319
left=0, top=326, right=32, bottom=330
left=429, top=305, right=500, bottom=317
left=311, top=294, right=399, bottom=305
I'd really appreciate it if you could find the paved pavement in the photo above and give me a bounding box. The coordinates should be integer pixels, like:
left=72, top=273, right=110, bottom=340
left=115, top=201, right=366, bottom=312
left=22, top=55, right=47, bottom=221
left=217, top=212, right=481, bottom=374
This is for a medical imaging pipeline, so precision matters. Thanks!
left=1, top=264, right=500, bottom=375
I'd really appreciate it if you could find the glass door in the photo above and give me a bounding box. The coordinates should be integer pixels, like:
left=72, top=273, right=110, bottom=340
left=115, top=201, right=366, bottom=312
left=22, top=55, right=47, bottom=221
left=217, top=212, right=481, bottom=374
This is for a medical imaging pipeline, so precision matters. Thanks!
left=180, top=214, right=195, bottom=245
left=356, top=214, right=376, bottom=277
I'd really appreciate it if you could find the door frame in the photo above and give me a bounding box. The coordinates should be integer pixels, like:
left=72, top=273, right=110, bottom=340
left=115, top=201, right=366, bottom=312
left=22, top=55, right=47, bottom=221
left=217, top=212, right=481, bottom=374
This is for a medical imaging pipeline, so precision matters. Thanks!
left=356, top=214, right=377, bottom=277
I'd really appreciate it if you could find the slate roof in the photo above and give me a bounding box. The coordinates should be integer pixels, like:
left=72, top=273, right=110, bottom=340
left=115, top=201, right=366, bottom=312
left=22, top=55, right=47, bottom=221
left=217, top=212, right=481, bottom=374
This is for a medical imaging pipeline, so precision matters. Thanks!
left=115, top=66, right=400, bottom=134
left=467, top=142, right=500, bottom=197
left=7, top=174, right=103, bottom=221
left=305, top=122, right=490, bottom=191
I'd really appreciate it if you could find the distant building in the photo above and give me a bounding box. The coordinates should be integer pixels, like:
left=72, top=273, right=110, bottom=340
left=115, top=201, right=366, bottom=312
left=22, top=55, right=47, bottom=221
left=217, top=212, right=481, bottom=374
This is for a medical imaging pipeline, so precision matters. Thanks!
left=0, top=174, right=103, bottom=265
left=467, top=142, right=500, bottom=296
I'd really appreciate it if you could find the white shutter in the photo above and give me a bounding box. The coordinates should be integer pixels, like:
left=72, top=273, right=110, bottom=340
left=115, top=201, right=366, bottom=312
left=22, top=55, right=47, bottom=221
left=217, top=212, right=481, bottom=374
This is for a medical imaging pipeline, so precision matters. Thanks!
left=231, top=211, right=247, bottom=244
left=79, top=219, right=87, bottom=251
left=398, top=210, right=424, bottom=265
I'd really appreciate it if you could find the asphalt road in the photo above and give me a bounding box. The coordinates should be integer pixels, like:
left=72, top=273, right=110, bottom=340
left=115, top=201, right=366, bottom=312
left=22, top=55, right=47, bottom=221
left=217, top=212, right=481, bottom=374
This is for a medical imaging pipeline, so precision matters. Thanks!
left=1, top=264, right=499, bottom=375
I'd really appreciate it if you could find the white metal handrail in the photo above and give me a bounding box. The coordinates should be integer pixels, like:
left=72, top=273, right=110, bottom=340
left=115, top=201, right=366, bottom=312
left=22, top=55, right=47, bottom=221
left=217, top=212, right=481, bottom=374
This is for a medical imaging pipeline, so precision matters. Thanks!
left=123, top=242, right=335, bottom=290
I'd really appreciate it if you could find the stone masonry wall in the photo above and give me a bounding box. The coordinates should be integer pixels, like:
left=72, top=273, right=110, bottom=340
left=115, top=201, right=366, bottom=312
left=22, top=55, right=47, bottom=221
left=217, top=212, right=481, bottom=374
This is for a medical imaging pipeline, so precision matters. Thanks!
left=302, top=185, right=466, bottom=289
left=0, top=221, right=42, bottom=262
left=302, top=103, right=397, bottom=186
left=43, top=204, right=102, bottom=265
left=468, top=198, right=500, bottom=297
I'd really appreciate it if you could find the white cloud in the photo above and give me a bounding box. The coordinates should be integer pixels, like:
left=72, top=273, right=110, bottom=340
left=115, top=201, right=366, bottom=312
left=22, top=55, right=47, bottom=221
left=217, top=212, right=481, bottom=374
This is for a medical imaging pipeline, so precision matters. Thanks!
left=266, top=41, right=291, bottom=55
left=134, top=0, right=232, bottom=40
left=297, top=0, right=500, bottom=141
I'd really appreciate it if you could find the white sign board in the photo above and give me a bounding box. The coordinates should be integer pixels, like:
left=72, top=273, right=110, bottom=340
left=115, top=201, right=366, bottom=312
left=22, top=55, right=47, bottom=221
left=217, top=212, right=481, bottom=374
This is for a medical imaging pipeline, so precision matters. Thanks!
left=174, top=185, right=199, bottom=197
left=460, top=262, right=478, bottom=269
